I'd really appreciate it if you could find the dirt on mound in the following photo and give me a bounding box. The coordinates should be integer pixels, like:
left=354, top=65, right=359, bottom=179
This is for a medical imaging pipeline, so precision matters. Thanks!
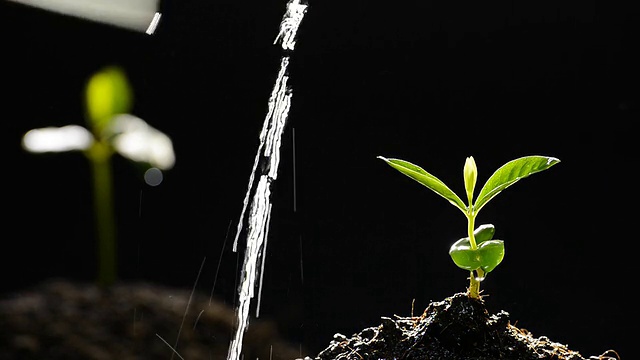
left=307, top=292, right=620, bottom=360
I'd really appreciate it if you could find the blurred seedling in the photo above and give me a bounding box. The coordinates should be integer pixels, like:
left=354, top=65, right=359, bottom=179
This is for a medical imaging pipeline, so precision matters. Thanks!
left=377, top=155, right=560, bottom=299
left=22, top=65, right=175, bottom=287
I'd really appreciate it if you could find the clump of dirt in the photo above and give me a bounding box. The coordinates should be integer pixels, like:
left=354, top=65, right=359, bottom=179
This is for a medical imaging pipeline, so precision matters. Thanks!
left=0, top=279, right=303, bottom=360
left=306, top=292, right=620, bottom=360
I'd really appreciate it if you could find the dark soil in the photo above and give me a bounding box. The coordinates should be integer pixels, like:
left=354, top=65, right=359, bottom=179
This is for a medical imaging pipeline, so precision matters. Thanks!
left=0, top=279, right=303, bottom=360
left=306, top=292, right=620, bottom=360
left=0, top=281, right=621, bottom=360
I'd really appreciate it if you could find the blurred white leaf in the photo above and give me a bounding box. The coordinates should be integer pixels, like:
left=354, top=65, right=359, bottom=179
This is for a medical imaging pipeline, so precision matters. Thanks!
left=22, top=125, right=94, bottom=153
left=108, top=114, right=175, bottom=170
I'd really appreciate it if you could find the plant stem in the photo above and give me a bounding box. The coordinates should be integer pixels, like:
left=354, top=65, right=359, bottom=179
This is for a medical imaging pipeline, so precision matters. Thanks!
left=468, top=268, right=485, bottom=298
left=87, top=140, right=116, bottom=288
left=468, top=272, right=478, bottom=298
left=467, top=208, right=481, bottom=298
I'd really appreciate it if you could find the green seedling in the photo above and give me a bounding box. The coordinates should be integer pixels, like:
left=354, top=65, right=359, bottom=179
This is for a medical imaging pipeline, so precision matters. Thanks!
left=22, top=66, right=175, bottom=287
left=377, top=155, right=560, bottom=298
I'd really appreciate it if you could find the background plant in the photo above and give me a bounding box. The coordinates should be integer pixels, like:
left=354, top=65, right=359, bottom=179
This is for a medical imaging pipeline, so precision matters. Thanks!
left=22, top=65, right=176, bottom=287
left=377, top=155, right=560, bottom=298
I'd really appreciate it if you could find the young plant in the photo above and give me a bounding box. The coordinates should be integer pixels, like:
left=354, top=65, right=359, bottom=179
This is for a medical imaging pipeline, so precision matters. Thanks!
left=377, top=155, right=560, bottom=299
left=22, top=65, right=176, bottom=288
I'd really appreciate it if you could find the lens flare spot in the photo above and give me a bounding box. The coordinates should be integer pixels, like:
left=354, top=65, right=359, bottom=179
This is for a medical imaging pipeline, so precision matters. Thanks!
left=144, top=167, right=163, bottom=186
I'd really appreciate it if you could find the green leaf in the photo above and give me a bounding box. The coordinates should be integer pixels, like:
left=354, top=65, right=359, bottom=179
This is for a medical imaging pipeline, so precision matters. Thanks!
left=377, top=156, right=467, bottom=212
left=449, top=238, right=481, bottom=271
left=477, top=240, right=504, bottom=273
left=449, top=224, right=495, bottom=270
left=449, top=237, right=504, bottom=273
left=474, top=224, right=495, bottom=244
left=85, top=66, right=133, bottom=134
left=474, top=156, right=560, bottom=213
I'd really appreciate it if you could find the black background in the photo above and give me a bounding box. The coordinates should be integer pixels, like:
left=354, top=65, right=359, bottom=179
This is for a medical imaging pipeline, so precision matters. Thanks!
left=1, top=0, right=635, bottom=358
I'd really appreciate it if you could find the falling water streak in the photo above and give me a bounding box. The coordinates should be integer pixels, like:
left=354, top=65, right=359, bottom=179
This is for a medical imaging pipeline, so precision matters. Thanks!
left=292, top=127, right=297, bottom=212
left=233, top=130, right=263, bottom=253
left=139, top=190, right=143, bottom=218
left=155, top=334, right=185, bottom=360
left=232, top=55, right=291, bottom=252
left=210, top=220, right=233, bottom=306
left=226, top=2, right=308, bottom=360
left=170, top=257, right=207, bottom=360
left=193, top=309, right=205, bottom=330
left=255, top=203, right=272, bottom=318
left=228, top=176, right=272, bottom=360
left=137, top=190, right=143, bottom=281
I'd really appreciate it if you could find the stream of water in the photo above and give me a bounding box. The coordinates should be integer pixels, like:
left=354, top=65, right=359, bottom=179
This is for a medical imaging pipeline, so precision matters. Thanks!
left=227, top=1, right=308, bottom=360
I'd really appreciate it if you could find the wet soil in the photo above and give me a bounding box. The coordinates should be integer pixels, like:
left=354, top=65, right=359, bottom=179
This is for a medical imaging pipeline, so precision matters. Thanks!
left=0, top=279, right=303, bottom=360
left=305, top=292, right=620, bottom=360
